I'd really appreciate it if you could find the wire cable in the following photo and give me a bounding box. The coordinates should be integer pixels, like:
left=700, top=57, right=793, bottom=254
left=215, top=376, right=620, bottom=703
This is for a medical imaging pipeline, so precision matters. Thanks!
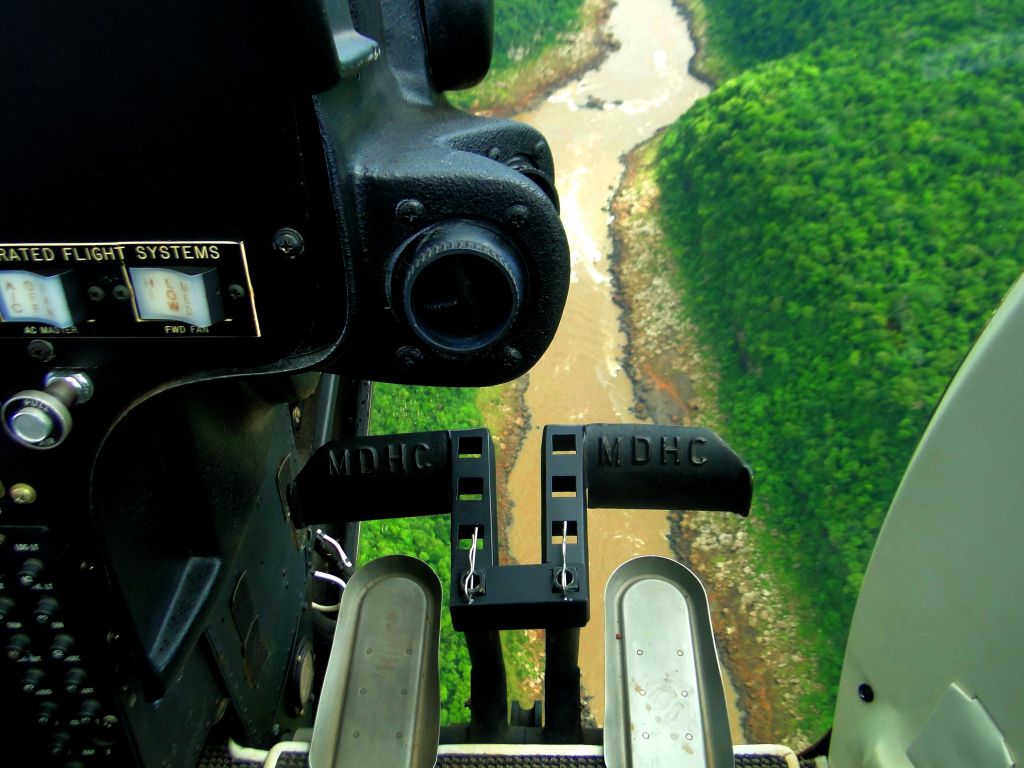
left=315, top=529, right=353, bottom=568
left=314, top=570, right=347, bottom=590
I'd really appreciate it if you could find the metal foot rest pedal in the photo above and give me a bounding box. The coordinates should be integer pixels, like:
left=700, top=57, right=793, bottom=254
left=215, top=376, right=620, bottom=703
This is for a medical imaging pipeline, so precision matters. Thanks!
left=310, top=556, right=442, bottom=768
left=604, top=556, right=733, bottom=768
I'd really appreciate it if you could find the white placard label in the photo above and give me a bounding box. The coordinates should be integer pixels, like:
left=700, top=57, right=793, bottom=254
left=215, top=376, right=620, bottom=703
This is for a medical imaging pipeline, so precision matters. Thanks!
left=129, top=267, right=222, bottom=328
left=0, top=271, right=76, bottom=328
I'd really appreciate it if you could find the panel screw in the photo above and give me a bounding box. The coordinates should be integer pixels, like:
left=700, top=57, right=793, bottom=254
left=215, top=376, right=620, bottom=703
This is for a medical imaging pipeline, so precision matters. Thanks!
left=858, top=683, right=875, bottom=702
left=112, top=285, right=131, bottom=301
left=10, top=484, right=37, bottom=504
left=27, top=339, right=55, bottom=362
left=395, top=199, right=425, bottom=225
left=505, top=204, right=530, bottom=228
left=273, top=227, right=305, bottom=258
left=227, top=284, right=245, bottom=300
left=396, top=346, right=424, bottom=370
left=87, top=286, right=105, bottom=303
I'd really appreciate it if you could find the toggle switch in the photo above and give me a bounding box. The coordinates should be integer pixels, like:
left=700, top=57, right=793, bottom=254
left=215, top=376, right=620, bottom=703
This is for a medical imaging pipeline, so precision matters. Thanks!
left=2, top=370, right=93, bottom=449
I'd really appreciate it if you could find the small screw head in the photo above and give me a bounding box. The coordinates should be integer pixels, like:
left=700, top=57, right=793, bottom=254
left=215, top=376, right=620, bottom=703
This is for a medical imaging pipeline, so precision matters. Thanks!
left=858, top=683, right=875, bottom=702
left=395, top=199, right=425, bottom=225
left=112, top=285, right=131, bottom=301
left=87, top=286, right=105, bottom=303
left=505, top=204, right=530, bottom=228
left=10, top=483, right=37, bottom=504
left=396, top=346, right=424, bottom=370
left=273, top=227, right=305, bottom=258
left=227, top=284, right=245, bottom=300
left=26, top=339, right=55, bottom=362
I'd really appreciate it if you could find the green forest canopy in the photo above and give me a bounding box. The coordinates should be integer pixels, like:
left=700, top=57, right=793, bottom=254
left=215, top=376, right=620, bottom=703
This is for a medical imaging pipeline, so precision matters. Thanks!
left=658, top=0, right=1023, bottom=735
left=358, top=385, right=479, bottom=725
left=491, top=0, right=585, bottom=72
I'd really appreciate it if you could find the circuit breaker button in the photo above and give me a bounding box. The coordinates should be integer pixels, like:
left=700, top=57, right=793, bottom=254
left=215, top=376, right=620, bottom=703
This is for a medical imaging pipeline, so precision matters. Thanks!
left=50, top=634, right=75, bottom=660
left=6, top=633, right=31, bottom=661
left=18, top=558, right=45, bottom=587
left=64, top=668, right=88, bottom=694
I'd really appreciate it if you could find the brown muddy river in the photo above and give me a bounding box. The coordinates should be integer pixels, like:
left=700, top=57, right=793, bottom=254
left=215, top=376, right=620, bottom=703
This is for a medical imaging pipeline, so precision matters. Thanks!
left=506, top=0, right=747, bottom=741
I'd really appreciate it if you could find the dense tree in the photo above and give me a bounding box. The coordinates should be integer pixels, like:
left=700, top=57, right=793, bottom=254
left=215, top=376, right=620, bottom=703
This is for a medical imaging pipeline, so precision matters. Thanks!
left=358, top=385, right=480, bottom=724
left=658, top=0, right=1024, bottom=733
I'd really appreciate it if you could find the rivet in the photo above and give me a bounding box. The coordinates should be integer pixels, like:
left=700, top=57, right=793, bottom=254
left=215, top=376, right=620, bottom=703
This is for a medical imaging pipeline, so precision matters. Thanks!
left=636, top=649, right=643, bottom=655
left=677, top=650, right=684, bottom=656
left=642, top=732, right=650, bottom=740
left=858, top=683, right=875, bottom=703
left=681, top=690, right=689, bottom=698
left=685, top=733, right=694, bottom=741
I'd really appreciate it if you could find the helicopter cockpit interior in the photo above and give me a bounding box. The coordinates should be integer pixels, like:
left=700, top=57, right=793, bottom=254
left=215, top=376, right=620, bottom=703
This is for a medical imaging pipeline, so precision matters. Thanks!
left=1, top=2, right=1021, bottom=768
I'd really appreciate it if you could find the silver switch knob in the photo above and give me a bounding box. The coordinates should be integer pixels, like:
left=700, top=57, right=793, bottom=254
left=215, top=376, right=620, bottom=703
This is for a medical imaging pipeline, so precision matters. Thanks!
left=10, top=406, right=55, bottom=444
left=2, top=371, right=93, bottom=450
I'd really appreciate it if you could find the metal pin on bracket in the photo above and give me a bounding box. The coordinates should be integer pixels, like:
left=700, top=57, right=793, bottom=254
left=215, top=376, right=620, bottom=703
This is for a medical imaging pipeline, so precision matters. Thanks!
left=462, top=526, right=480, bottom=603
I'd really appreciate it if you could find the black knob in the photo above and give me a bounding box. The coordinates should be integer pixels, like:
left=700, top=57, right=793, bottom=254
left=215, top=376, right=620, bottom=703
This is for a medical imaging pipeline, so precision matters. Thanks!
left=22, top=668, right=45, bottom=694
left=77, top=699, right=101, bottom=726
left=399, top=220, right=526, bottom=354
left=6, top=633, right=31, bottom=661
left=64, top=668, right=88, bottom=694
left=34, top=596, right=60, bottom=624
left=18, top=558, right=45, bottom=587
left=51, top=732, right=71, bottom=757
left=421, top=0, right=493, bottom=91
left=0, top=596, right=15, bottom=622
left=50, top=634, right=75, bottom=660
left=37, top=701, right=58, bottom=727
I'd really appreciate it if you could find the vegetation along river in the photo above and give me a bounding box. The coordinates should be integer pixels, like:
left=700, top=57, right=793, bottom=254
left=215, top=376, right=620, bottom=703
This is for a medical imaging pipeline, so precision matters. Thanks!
left=506, top=0, right=746, bottom=739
